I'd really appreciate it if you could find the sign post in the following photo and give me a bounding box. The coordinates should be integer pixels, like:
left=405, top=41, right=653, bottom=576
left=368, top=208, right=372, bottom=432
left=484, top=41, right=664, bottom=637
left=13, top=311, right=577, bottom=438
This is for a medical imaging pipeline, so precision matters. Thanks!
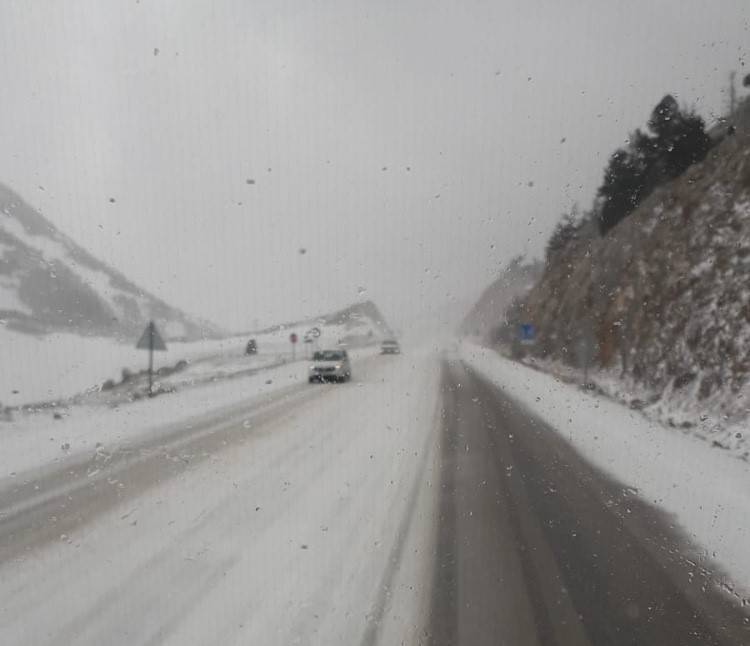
left=289, top=332, right=298, bottom=361
left=136, top=321, right=167, bottom=396
left=576, top=328, right=596, bottom=389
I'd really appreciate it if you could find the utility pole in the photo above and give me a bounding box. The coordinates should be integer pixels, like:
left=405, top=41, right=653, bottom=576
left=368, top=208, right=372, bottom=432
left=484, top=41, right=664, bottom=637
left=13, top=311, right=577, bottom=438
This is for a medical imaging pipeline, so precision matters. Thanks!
left=148, top=326, right=154, bottom=396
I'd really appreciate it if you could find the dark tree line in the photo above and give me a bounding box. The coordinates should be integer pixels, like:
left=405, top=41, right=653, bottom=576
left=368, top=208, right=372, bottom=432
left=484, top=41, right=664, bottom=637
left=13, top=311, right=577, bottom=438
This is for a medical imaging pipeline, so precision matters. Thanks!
left=546, top=209, right=581, bottom=260
left=596, top=94, right=711, bottom=235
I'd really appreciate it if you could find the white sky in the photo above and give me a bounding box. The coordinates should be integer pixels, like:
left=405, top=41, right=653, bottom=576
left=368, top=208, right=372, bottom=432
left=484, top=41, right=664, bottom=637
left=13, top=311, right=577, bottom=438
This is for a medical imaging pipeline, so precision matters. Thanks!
left=0, top=0, right=747, bottom=332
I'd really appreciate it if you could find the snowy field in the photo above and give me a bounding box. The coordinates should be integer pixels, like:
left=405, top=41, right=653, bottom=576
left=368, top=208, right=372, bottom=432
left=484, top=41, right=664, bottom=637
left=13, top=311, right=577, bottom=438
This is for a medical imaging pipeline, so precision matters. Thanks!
left=0, top=327, right=265, bottom=406
left=461, top=342, right=750, bottom=604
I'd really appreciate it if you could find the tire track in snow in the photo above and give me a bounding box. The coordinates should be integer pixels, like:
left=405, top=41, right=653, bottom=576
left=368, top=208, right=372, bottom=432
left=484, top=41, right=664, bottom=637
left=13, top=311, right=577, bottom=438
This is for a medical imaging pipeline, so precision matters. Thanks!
left=358, top=396, right=440, bottom=646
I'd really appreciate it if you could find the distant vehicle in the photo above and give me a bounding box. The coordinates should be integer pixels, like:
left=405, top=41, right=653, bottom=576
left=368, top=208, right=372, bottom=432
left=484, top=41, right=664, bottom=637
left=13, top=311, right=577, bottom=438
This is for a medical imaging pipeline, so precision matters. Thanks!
left=309, top=349, right=351, bottom=383
left=381, top=339, right=400, bottom=354
left=245, top=339, right=257, bottom=355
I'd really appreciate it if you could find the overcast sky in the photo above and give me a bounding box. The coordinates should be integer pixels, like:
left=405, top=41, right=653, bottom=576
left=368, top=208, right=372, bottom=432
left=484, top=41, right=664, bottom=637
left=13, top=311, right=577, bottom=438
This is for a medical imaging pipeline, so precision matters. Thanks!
left=0, top=0, right=747, bottom=332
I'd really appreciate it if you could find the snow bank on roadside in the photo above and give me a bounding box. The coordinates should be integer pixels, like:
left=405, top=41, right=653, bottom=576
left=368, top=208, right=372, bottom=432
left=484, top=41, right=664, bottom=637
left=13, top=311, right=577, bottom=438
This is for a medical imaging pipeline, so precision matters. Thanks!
left=516, top=352, right=750, bottom=461
left=461, top=342, right=750, bottom=601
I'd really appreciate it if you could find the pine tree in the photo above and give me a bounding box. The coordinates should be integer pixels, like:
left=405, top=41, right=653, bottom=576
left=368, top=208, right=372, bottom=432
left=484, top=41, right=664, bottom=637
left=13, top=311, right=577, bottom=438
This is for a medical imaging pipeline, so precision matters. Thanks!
left=596, top=95, right=710, bottom=235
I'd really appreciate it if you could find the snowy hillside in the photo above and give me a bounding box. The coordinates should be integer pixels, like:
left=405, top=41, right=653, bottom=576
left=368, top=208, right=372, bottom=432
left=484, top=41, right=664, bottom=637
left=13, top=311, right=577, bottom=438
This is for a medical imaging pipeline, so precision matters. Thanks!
left=249, top=299, right=393, bottom=345
left=0, top=182, right=221, bottom=339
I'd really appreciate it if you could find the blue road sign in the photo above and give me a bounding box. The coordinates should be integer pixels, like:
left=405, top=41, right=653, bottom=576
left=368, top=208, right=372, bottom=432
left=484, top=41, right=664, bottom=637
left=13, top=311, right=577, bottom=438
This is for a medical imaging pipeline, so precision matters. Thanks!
left=519, top=323, right=536, bottom=343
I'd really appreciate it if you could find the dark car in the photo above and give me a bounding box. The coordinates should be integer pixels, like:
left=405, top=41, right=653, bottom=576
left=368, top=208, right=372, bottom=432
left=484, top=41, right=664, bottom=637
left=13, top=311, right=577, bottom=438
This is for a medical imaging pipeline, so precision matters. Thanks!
left=245, top=339, right=258, bottom=355
left=381, top=339, right=400, bottom=354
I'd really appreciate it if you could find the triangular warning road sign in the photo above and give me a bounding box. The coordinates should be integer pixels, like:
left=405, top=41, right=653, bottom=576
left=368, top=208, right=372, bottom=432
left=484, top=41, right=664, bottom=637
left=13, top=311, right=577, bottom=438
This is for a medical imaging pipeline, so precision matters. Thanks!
left=136, top=321, right=167, bottom=351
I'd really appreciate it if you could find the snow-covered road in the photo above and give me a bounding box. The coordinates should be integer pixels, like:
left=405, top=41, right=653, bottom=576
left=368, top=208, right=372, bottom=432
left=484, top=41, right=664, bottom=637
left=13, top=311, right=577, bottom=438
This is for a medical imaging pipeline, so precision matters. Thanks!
left=0, top=350, right=441, bottom=645
left=3, top=343, right=750, bottom=645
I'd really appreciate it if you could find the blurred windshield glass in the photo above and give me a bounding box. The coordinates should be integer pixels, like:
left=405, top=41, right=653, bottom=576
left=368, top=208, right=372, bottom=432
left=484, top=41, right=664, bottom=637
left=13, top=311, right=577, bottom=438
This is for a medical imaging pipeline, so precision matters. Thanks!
left=0, top=2, right=749, bottom=645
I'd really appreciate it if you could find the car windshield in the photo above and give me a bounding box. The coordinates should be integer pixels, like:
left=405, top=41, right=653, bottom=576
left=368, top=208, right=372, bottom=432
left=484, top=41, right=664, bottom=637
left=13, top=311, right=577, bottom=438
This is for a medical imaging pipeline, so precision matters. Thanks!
left=313, top=351, right=344, bottom=361
left=2, top=3, right=750, bottom=645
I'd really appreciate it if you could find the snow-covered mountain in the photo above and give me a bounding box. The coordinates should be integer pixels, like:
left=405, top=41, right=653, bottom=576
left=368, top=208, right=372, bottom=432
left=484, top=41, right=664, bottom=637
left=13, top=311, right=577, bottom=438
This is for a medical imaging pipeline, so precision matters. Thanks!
left=0, top=183, right=222, bottom=340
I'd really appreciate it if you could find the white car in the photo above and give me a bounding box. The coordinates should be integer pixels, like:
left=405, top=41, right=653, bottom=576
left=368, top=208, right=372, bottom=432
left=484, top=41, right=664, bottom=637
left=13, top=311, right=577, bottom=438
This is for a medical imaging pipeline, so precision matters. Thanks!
left=309, top=349, right=352, bottom=383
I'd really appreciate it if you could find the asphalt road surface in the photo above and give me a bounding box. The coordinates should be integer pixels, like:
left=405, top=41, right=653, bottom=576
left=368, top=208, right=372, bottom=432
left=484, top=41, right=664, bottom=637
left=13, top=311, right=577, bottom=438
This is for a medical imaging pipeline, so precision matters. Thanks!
left=429, top=359, right=750, bottom=645
left=0, top=349, right=748, bottom=645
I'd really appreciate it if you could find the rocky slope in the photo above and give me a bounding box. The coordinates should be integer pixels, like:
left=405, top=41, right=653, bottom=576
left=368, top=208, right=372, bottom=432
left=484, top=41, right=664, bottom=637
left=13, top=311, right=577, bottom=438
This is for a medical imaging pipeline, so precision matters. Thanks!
left=0, top=183, right=222, bottom=340
left=518, top=110, right=750, bottom=427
